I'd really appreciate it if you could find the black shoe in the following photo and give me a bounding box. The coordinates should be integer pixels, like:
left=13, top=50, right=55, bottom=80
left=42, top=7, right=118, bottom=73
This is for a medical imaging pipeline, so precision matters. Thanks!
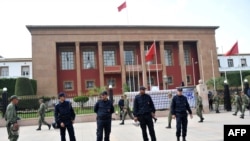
left=120, top=122, right=124, bottom=125
left=216, top=111, right=220, bottom=113
left=177, top=137, right=180, bottom=141
left=166, top=126, right=171, bottom=129
left=36, top=128, right=41, bottom=131
left=240, top=116, right=244, bottom=119
left=183, top=137, right=186, bottom=141
left=232, top=113, right=236, bottom=116
left=48, top=124, right=51, bottom=130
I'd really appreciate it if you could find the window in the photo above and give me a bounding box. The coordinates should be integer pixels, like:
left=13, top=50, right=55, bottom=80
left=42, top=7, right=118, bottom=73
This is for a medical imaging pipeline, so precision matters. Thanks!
left=86, top=80, right=95, bottom=89
left=164, top=49, right=173, bottom=66
left=167, top=76, right=173, bottom=84
left=218, top=59, right=220, bottom=67
left=187, top=75, right=191, bottom=84
left=241, top=58, right=247, bottom=67
left=0, top=67, right=9, bottom=77
left=147, top=77, right=155, bottom=85
left=61, top=51, right=74, bottom=70
left=184, top=49, right=190, bottom=65
left=124, top=50, right=134, bottom=65
left=21, top=66, right=29, bottom=76
left=64, top=81, right=73, bottom=90
left=227, top=59, right=234, bottom=67
left=107, top=78, right=116, bottom=87
left=103, top=51, right=115, bottom=66
left=83, top=50, right=95, bottom=69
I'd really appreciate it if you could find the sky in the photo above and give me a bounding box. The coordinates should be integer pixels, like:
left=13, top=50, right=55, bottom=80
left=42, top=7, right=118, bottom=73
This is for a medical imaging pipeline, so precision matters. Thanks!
left=0, top=0, right=249, bottom=58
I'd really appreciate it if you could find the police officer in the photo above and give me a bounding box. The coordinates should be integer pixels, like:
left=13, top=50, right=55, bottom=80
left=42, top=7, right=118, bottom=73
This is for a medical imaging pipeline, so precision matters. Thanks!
left=240, top=91, right=250, bottom=119
left=94, top=91, right=114, bottom=141
left=133, top=86, right=157, bottom=141
left=195, top=92, right=204, bottom=122
left=171, top=87, right=193, bottom=141
left=2, top=87, right=8, bottom=118
left=120, top=94, right=133, bottom=125
left=55, top=92, right=76, bottom=141
left=166, top=92, right=173, bottom=128
left=232, top=92, right=242, bottom=116
left=36, top=99, right=51, bottom=130
left=5, top=95, right=19, bottom=141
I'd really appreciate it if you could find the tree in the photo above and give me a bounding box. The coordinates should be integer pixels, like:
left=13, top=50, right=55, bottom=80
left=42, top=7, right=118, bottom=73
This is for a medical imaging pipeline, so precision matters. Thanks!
left=87, top=86, right=106, bottom=97
left=15, top=77, right=35, bottom=96
left=206, top=77, right=225, bottom=90
left=73, top=96, right=89, bottom=108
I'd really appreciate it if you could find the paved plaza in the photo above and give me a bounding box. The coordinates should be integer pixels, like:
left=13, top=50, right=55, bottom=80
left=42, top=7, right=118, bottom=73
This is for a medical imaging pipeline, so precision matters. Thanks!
left=0, top=110, right=250, bottom=141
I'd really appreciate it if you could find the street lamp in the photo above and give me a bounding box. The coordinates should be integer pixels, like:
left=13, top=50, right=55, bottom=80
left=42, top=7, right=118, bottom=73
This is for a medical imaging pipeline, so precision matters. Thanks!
left=224, top=80, right=231, bottom=111
left=243, top=79, right=249, bottom=95
left=163, top=75, right=168, bottom=89
left=108, top=84, right=114, bottom=103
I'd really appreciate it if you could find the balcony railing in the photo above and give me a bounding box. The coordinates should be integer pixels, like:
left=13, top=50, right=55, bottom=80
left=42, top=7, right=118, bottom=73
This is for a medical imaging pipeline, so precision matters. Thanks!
left=104, top=65, right=121, bottom=73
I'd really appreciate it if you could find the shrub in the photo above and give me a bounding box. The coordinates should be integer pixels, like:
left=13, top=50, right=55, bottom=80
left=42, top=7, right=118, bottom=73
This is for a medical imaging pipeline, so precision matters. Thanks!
left=73, top=96, right=89, bottom=108
left=18, top=98, right=39, bottom=110
left=15, top=77, right=34, bottom=96
left=30, top=79, right=37, bottom=95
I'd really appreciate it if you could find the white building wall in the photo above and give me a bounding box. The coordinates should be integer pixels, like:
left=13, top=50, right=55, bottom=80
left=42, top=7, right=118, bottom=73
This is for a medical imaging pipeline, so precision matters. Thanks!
left=0, top=59, right=32, bottom=79
left=218, top=54, right=250, bottom=72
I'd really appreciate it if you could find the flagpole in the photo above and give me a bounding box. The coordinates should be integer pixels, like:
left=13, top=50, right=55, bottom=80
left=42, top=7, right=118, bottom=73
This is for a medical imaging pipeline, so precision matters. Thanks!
left=128, top=62, right=131, bottom=92
left=200, top=54, right=204, bottom=82
left=125, top=0, right=129, bottom=25
left=132, top=58, right=135, bottom=92
left=137, top=55, right=140, bottom=91
left=147, top=46, right=152, bottom=90
left=154, top=41, right=160, bottom=89
left=211, top=50, right=216, bottom=91
left=238, top=54, right=243, bottom=90
left=192, top=58, right=195, bottom=85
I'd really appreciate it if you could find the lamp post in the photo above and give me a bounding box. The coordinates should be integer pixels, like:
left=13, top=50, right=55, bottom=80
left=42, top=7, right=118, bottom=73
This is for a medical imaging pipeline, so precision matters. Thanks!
left=163, top=75, right=168, bottom=90
left=243, top=79, right=249, bottom=95
left=223, top=80, right=231, bottom=111
left=108, top=84, right=113, bottom=104
left=1, top=87, right=8, bottom=118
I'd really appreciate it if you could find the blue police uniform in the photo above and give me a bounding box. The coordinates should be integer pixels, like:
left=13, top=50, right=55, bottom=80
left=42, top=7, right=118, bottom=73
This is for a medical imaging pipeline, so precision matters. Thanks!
left=94, top=92, right=114, bottom=141
left=133, top=89, right=156, bottom=141
left=171, top=88, right=192, bottom=141
left=55, top=98, right=76, bottom=141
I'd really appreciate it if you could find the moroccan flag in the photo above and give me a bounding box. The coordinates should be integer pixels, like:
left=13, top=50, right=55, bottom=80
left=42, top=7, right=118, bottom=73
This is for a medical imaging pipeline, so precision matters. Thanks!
left=224, top=41, right=239, bottom=56
left=118, top=1, right=126, bottom=12
left=145, top=43, right=156, bottom=62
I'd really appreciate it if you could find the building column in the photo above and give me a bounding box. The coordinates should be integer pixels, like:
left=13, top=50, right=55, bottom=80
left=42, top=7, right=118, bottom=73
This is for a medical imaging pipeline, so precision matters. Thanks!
left=140, top=41, right=147, bottom=87
left=178, top=41, right=186, bottom=86
left=75, top=42, right=82, bottom=96
left=160, top=41, right=166, bottom=89
left=119, top=41, right=126, bottom=91
left=98, top=41, right=104, bottom=87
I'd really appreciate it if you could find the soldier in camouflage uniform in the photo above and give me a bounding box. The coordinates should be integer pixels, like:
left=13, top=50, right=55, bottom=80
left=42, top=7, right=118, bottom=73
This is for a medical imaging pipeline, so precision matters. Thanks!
left=232, top=92, right=242, bottom=116
left=240, top=91, right=250, bottom=119
left=36, top=99, right=51, bottom=130
left=213, top=92, right=220, bottom=113
left=5, top=95, right=19, bottom=141
left=195, top=92, right=204, bottom=122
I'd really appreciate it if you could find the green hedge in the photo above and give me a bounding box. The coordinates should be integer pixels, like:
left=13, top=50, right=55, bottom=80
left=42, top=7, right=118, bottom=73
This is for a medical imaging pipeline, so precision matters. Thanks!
left=18, top=98, right=39, bottom=110
left=15, top=77, right=35, bottom=96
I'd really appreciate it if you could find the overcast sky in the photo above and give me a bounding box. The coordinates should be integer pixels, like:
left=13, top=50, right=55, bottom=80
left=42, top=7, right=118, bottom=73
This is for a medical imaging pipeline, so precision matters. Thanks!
left=0, top=0, right=249, bottom=58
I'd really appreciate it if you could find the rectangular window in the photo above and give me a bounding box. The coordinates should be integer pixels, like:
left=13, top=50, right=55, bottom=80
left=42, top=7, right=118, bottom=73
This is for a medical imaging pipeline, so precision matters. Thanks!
left=107, top=78, right=116, bottom=87
left=241, top=58, right=247, bottom=67
left=124, top=50, right=135, bottom=65
left=167, top=76, right=173, bottom=84
left=61, top=51, right=74, bottom=70
left=187, top=75, right=191, bottom=84
left=184, top=49, right=190, bottom=65
left=164, top=49, right=173, bottom=66
left=21, top=66, right=30, bottom=76
left=218, top=59, right=220, bottom=67
left=147, top=77, right=155, bottom=85
left=0, top=67, right=9, bottom=77
left=103, top=51, right=115, bottom=66
left=227, top=59, right=234, bottom=67
left=86, top=80, right=95, bottom=89
left=64, top=81, right=74, bottom=90
left=83, top=50, right=95, bottom=69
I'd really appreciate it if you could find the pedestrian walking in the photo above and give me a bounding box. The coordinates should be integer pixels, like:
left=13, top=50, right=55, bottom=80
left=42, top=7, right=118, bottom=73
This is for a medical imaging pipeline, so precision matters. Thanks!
left=166, top=92, right=173, bottom=128
left=133, top=86, right=157, bottom=141
left=55, top=92, right=76, bottom=141
left=240, top=91, right=250, bottom=119
left=232, top=92, right=242, bottom=116
left=36, top=99, right=51, bottom=130
left=5, top=95, right=20, bottom=141
left=94, top=91, right=114, bottom=141
left=171, top=87, right=193, bottom=141
left=208, top=91, right=213, bottom=111
left=120, top=94, right=133, bottom=125
left=1, top=87, right=8, bottom=118
left=118, top=95, right=124, bottom=120
left=213, top=92, right=220, bottom=113
left=195, top=92, right=204, bottom=122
